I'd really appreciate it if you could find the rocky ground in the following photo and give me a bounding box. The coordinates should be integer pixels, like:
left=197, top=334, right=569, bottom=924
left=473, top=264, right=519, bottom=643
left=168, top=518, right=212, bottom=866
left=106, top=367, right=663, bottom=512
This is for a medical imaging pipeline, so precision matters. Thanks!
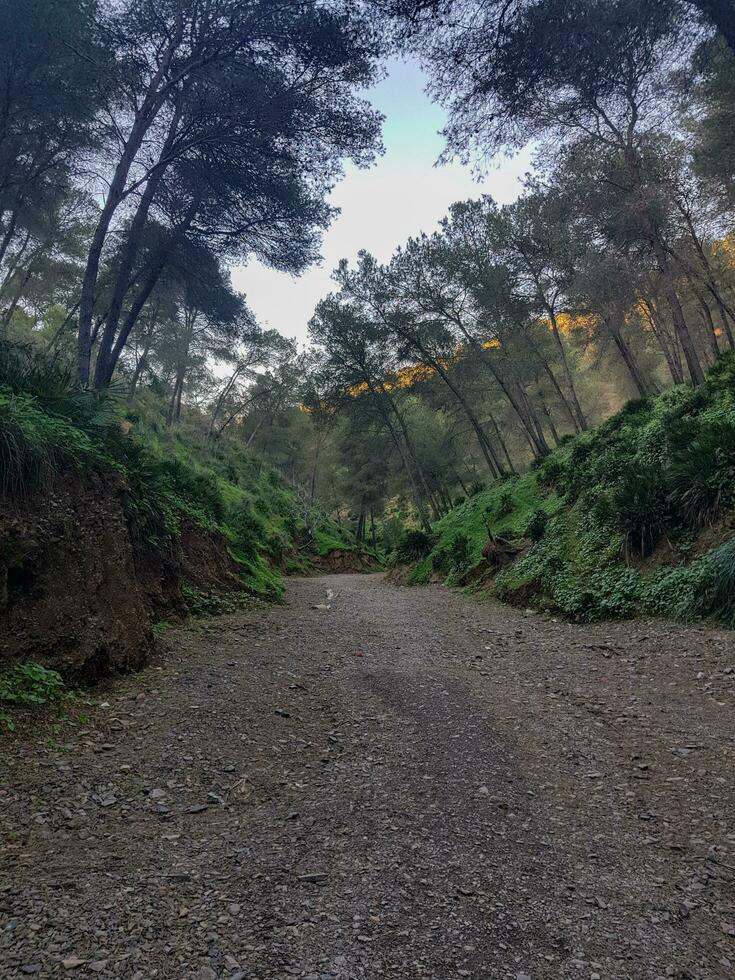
left=1, top=574, right=734, bottom=979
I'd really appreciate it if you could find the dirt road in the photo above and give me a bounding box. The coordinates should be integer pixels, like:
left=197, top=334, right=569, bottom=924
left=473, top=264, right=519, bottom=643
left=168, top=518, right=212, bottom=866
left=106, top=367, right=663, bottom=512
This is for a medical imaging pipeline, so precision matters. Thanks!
left=2, top=574, right=734, bottom=979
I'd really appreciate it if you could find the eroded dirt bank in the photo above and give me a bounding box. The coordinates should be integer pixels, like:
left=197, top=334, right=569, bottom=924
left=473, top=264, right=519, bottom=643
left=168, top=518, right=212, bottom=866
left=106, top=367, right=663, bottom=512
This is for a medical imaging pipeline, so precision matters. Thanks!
left=1, top=575, right=734, bottom=978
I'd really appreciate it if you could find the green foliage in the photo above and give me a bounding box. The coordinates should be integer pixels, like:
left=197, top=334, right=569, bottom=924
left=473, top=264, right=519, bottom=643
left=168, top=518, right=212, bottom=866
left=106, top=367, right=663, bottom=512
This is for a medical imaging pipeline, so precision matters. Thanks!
left=668, top=420, right=735, bottom=529
left=408, top=355, right=735, bottom=628
left=415, top=472, right=560, bottom=584
left=525, top=508, right=549, bottom=542
left=0, top=662, right=66, bottom=714
left=495, top=512, right=643, bottom=621
left=490, top=485, right=515, bottom=520
left=0, top=391, right=98, bottom=496
left=432, top=531, right=473, bottom=584
left=0, top=343, right=121, bottom=497
left=644, top=539, right=735, bottom=627
left=311, top=524, right=358, bottom=556
left=591, top=465, right=668, bottom=559
left=395, top=527, right=437, bottom=563
left=0, top=343, right=375, bottom=619
left=529, top=361, right=735, bottom=558
left=0, top=342, right=119, bottom=436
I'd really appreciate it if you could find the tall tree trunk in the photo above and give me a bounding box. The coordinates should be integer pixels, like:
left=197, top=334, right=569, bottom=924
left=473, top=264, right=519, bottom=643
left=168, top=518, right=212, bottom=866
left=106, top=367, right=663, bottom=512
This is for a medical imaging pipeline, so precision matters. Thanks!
left=622, top=144, right=705, bottom=384
left=76, top=30, right=183, bottom=384
left=0, top=204, right=20, bottom=268
left=77, top=123, right=155, bottom=384
left=127, top=350, right=150, bottom=404
left=378, top=382, right=437, bottom=529
left=452, top=321, right=548, bottom=458
left=245, top=414, right=265, bottom=448
left=640, top=296, right=684, bottom=384
left=95, top=202, right=198, bottom=387
left=94, top=104, right=184, bottom=387
left=546, top=308, right=586, bottom=431
left=516, top=384, right=550, bottom=456
left=651, top=238, right=704, bottom=385
left=486, top=410, right=516, bottom=474
left=366, top=381, right=431, bottom=532
left=694, top=290, right=721, bottom=364
left=679, top=207, right=735, bottom=349
left=607, top=318, right=649, bottom=398
left=309, top=432, right=323, bottom=504
left=451, top=467, right=470, bottom=497
left=208, top=366, right=242, bottom=438
left=536, top=389, right=560, bottom=445
left=400, top=338, right=502, bottom=476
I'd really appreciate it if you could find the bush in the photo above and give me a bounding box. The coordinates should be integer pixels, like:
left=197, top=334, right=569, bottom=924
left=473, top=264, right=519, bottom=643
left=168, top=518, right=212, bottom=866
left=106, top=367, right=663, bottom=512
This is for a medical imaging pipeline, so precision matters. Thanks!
left=396, top=528, right=436, bottom=563
left=525, top=508, right=549, bottom=542
left=644, top=539, right=735, bottom=627
left=697, top=538, right=735, bottom=625
left=492, top=487, right=515, bottom=520
left=0, top=662, right=65, bottom=706
left=591, top=464, right=669, bottom=558
left=447, top=531, right=471, bottom=574
left=0, top=391, right=97, bottom=496
left=668, top=420, right=735, bottom=529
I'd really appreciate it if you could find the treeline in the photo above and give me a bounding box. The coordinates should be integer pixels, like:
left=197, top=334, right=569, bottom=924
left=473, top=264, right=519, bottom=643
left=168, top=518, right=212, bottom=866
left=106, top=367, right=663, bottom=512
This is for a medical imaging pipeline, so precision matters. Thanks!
left=306, top=0, right=735, bottom=533
left=4, top=0, right=735, bottom=547
left=0, top=0, right=380, bottom=443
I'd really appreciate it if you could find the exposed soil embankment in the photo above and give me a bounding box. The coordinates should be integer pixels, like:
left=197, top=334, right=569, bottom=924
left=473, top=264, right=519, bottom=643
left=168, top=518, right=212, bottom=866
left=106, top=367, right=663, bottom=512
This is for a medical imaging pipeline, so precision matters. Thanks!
left=0, top=472, right=245, bottom=678
left=309, top=547, right=378, bottom=573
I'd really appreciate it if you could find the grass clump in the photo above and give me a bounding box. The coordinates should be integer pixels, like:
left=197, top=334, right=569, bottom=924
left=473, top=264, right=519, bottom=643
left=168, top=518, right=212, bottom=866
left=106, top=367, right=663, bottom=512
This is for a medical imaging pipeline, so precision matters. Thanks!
left=0, top=391, right=100, bottom=497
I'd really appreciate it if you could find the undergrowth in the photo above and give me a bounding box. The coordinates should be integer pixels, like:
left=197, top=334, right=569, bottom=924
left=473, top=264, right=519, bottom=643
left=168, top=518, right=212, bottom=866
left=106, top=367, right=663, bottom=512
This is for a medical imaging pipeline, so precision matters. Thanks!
left=0, top=662, right=67, bottom=731
left=407, top=353, right=735, bottom=627
left=0, top=342, right=364, bottom=608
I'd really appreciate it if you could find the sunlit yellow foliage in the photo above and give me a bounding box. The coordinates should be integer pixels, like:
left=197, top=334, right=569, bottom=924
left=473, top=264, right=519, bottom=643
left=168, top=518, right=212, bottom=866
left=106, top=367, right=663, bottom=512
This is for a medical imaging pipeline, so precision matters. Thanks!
left=344, top=362, right=442, bottom=398
left=713, top=234, right=735, bottom=268
left=345, top=381, right=369, bottom=398
left=341, top=336, right=504, bottom=400
left=393, top=362, right=438, bottom=387
left=552, top=312, right=598, bottom=335
left=298, top=400, right=336, bottom=416
left=531, top=312, right=598, bottom=336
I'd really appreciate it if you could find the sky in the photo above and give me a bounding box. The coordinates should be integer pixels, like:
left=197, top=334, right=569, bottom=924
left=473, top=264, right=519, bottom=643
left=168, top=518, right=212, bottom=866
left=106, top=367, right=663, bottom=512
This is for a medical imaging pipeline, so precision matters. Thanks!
left=231, top=59, right=533, bottom=347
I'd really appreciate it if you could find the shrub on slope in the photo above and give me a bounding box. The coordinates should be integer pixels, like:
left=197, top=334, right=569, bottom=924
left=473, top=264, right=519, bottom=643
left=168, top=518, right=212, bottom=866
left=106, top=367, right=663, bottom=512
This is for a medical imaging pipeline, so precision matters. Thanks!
left=410, top=353, right=735, bottom=627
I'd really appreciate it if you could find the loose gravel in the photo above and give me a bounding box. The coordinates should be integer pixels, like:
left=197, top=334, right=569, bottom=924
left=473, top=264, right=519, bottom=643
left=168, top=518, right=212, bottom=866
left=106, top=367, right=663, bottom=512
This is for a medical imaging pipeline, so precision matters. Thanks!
left=1, top=574, right=734, bottom=979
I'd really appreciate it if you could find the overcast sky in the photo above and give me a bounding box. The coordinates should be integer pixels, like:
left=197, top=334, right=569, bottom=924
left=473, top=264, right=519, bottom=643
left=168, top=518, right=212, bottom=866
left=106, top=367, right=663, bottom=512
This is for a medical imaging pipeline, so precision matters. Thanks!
left=231, top=58, right=532, bottom=347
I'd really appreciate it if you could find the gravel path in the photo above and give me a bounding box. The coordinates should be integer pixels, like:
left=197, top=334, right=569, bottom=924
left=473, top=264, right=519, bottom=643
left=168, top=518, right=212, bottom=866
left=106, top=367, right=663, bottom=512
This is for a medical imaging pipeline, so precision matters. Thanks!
left=1, top=574, right=734, bottom=979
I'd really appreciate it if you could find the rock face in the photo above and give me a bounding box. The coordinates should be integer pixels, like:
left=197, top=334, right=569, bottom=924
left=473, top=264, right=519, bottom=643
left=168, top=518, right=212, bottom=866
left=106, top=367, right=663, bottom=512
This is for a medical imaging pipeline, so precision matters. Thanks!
left=0, top=472, right=246, bottom=679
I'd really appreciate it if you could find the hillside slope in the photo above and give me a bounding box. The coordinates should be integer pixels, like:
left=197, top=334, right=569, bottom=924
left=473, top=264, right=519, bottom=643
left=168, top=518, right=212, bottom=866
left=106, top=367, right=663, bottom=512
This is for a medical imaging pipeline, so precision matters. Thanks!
left=0, top=345, right=366, bottom=678
left=406, top=354, right=735, bottom=627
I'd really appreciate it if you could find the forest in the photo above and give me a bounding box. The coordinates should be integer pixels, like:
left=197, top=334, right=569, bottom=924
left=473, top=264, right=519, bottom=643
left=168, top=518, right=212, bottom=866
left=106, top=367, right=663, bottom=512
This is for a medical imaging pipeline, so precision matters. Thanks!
left=2, top=0, right=735, bottom=673
left=3, top=4, right=735, bottom=977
